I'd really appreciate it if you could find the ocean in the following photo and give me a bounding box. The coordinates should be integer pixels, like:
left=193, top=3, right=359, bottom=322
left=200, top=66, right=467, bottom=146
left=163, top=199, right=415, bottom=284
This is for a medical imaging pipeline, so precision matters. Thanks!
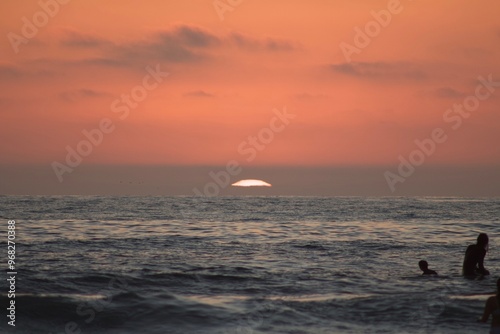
left=1, top=196, right=499, bottom=333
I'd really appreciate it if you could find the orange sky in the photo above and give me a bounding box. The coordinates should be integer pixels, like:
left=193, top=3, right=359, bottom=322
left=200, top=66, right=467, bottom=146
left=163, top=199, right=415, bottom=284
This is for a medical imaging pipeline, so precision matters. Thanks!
left=1, top=0, right=499, bottom=174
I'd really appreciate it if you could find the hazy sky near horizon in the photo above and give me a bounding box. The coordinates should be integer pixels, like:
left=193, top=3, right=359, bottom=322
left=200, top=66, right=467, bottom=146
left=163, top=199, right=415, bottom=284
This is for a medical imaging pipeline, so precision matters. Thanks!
left=0, top=0, right=499, bottom=195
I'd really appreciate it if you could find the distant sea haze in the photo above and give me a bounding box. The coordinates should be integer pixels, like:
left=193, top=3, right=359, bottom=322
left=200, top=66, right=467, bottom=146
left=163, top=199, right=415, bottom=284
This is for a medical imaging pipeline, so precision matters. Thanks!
left=1, top=165, right=499, bottom=196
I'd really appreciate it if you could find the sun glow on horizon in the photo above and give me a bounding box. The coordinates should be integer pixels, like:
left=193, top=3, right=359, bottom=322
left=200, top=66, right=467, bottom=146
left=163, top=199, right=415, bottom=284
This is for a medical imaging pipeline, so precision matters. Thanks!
left=231, top=179, right=272, bottom=187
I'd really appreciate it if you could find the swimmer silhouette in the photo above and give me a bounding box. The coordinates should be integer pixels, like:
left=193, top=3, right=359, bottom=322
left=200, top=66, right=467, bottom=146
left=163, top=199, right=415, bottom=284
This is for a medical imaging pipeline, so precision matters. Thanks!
left=463, top=233, right=490, bottom=277
left=419, top=260, right=437, bottom=275
left=479, top=277, right=500, bottom=333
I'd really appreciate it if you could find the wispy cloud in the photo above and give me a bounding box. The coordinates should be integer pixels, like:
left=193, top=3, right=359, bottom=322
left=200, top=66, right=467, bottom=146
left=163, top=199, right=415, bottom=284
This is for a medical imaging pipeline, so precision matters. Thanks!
left=229, top=32, right=299, bottom=52
left=432, top=87, right=466, bottom=99
left=100, top=29, right=211, bottom=65
left=293, top=93, right=329, bottom=99
left=330, top=62, right=426, bottom=81
left=55, top=25, right=298, bottom=70
left=59, top=89, right=112, bottom=102
left=168, top=25, right=221, bottom=48
left=183, top=90, right=215, bottom=98
left=76, top=57, right=130, bottom=68
left=0, top=63, right=22, bottom=79
left=59, top=29, right=112, bottom=48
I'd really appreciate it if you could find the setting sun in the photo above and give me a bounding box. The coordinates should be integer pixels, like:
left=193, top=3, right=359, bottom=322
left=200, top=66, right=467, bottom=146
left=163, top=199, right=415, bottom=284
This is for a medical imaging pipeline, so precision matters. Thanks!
left=232, top=179, right=272, bottom=187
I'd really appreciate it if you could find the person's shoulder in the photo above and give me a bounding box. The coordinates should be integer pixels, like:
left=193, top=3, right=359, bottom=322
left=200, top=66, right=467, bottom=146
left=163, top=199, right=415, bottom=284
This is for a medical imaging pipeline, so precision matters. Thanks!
left=466, top=244, right=479, bottom=253
left=422, top=270, right=438, bottom=275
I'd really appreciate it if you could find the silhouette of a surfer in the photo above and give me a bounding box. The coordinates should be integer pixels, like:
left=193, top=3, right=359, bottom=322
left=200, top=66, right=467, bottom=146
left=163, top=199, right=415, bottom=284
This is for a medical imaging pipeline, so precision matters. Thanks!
left=463, top=233, right=490, bottom=277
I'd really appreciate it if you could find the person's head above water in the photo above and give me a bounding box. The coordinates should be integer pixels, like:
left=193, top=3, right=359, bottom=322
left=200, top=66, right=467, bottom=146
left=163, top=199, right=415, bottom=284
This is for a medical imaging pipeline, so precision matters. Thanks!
left=477, top=233, right=489, bottom=249
left=418, top=260, right=437, bottom=275
left=418, top=260, right=429, bottom=270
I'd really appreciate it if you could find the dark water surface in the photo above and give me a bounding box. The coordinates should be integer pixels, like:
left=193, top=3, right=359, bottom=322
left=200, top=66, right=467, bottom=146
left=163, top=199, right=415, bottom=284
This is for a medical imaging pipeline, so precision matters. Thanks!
left=1, top=196, right=499, bottom=333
